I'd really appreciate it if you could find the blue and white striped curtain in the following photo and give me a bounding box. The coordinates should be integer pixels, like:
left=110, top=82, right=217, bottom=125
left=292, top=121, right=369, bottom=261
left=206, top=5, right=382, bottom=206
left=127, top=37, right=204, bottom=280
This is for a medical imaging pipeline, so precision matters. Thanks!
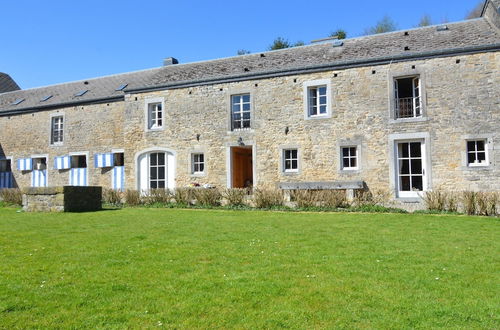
left=0, top=172, right=13, bottom=188
left=112, top=166, right=125, bottom=190
left=69, top=168, right=87, bottom=186
left=17, top=158, right=32, bottom=171
left=31, top=170, right=47, bottom=187
left=54, top=156, right=71, bottom=170
left=94, top=153, right=113, bottom=168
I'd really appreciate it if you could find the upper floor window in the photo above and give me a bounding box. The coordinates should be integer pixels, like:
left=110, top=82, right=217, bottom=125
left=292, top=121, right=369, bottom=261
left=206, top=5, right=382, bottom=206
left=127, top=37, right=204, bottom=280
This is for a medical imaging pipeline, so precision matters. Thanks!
left=51, top=116, right=64, bottom=144
left=192, top=153, right=205, bottom=175
left=341, top=146, right=358, bottom=170
left=148, top=102, right=163, bottom=130
left=308, top=86, right=327, bottom=117
left=231, top=94, right=251, bottom=130
left=283, top=149, right=298, bottom=173
left=303, top=79, right=331, bottom=119
left=394, top=76, right=421, bottom=119
left=467, top=140, right=488, bottom=167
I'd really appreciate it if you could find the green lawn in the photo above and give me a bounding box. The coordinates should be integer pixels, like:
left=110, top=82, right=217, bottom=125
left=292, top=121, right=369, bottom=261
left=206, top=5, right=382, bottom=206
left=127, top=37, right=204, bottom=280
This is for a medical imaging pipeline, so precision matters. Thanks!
left=0, top=207, right=498, bottom=329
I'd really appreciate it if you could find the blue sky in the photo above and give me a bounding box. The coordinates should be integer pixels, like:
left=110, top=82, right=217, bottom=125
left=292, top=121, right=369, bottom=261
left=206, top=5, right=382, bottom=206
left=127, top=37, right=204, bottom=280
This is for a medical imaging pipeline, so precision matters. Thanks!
left=1, top=0, right=482, bottom=89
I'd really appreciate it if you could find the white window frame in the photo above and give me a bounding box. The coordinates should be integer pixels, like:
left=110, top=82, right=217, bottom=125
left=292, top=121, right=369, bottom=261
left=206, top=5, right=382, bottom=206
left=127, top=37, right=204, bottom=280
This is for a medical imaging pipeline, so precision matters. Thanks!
left=148, top=152, right=167, bottom=189
left=341, top=146, right=358, bottom=171
left=395, top=140, right=427, bottom=198
left=303, top=79, right=331, bottom=120
left=50, top=114, right=64, bottom=145
left=231, top=94, right=251, bottom=130
left=191, top=153, right=205, bottom=175
left=144, top=97, right=165, bottom=131
left=282, top=148, right=299, bottom=173
left=466, top=139, right=489, bottom=167
left=388, top=70, right=427, bottom=123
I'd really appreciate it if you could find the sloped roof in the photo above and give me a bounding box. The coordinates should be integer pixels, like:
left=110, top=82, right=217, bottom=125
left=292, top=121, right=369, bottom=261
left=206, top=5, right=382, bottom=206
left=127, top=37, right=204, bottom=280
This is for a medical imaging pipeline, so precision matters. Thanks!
left=1, top=17, right=499, bottom=115
left=0, top=73, right=20, bottom=94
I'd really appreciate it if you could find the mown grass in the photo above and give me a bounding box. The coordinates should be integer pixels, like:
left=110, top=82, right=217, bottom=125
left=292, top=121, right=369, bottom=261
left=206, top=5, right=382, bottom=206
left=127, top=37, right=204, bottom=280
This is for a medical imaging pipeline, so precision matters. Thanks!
left=0, top=207, right=498, bottom=328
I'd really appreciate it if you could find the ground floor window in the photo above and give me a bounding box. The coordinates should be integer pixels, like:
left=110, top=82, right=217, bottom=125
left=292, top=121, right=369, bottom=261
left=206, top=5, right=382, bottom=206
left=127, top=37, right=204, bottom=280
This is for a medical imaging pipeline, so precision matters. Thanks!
left=283, top=149, right=298, bottom=173
left=466, top=140, right=488, bottom=167
left=70, top=154, right=87, bottom=186
left=396, top=141, right=426, bottom=197
left=341, top=146, right=358, bottom=170
left=192, top=153, right=205, bottom=175
left=0, top=159, right=13, bottom=188
left=32, top=157, right=48, bottom=187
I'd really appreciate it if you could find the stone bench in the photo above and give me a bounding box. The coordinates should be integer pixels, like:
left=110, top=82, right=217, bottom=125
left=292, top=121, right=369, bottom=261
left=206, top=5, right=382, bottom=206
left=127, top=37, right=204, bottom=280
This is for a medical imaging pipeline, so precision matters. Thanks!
left=278, top=181, right=365, bottom=201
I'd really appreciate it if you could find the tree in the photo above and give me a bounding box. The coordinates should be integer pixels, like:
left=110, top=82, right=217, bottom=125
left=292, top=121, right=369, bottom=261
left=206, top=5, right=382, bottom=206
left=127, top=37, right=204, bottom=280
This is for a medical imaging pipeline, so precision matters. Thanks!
left=364, top=16, right=397, bottom=35
left=268, top=37, right=292, bottom=50
left=465, top=1, right=484, bottom=19
left=329, top=29, right=347, bottom=39
left=417, top=14, right=432, bottom=27
left=237, top=49, right=251, bottom=56
left=268, top=37, right=304, bottom=50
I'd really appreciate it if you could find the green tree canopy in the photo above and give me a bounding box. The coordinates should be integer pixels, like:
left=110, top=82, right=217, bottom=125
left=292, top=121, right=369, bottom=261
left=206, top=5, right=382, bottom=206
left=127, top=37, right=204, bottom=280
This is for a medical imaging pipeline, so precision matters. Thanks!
left=364, top=16, right=397, bottom=35
left=329, top=29, right=347, bottom=39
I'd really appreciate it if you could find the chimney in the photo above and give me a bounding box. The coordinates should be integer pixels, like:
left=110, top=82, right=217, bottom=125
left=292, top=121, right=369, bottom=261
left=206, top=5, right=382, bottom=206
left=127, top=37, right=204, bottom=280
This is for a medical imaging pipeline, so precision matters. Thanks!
left=163, top=57, right=179, bottom=66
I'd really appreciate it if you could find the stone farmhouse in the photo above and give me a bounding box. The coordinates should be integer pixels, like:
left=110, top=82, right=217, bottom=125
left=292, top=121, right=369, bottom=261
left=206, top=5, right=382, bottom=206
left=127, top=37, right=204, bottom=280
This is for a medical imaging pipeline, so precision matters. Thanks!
left=0, top=0, right=499, bottom=207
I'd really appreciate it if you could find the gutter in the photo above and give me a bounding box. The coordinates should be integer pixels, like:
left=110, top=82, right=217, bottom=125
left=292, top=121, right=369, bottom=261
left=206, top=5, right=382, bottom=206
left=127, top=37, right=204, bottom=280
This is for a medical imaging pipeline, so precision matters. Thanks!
left=126, top=43, right=500, bottom=94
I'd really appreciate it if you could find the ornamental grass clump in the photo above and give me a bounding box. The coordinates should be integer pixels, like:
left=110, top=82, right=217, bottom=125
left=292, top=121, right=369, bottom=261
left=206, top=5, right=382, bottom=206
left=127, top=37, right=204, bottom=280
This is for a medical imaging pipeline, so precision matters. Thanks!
left=476, top=192, right=499, bottom=216
left=423, top=190, right=447, bottom=211
left=103, top=188, right=123, bottom=205
left=0, top=188, right=23, bottom=206
left=462, top=191, right=477, bottom=215
left=293, top=189, right=320, bottom=208
left=145, top=189, right=171, bottom=205
left=253, top=188, right=284, bottom=209
left=174, top=188, right=195, bottom=205
left=193, top=188, right=222, bottom=207
left=222, top=188, right=247, bottom=206
left=320, top=190, right=349, bottom=208
left=124, top=189, right=142, bottom=206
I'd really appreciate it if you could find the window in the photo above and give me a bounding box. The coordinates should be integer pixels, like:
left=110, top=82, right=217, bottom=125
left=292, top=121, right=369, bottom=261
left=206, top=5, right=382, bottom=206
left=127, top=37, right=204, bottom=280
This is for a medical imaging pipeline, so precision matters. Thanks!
left=51, top=116, right=64, bottom=144
left=467, top=140, right=488, bottom=167
left=0, top=159, right=11, bottom=172
left=283, top=149, right=298, bottom=173
left=396, top=141, right=426, bottom=197
left=71, top=155, right=87, bottom=168
left=192, top=153, right=205, bottom=174
left=303, top=79, right=331, bottom=119
left=231, top=94, right=251, bottom=130
left=149, top=152, right=166, bottom=189
left=394, top=76, right=421, bottom=119
left=114, top=152, right=125, bottom=167
left=32, top=157, right=48, bottom=188
left=148, top=103, right=163, bottom=130
left=341, top=147, right=358, bottom=170
left=308, top=86, right=327, bottom=117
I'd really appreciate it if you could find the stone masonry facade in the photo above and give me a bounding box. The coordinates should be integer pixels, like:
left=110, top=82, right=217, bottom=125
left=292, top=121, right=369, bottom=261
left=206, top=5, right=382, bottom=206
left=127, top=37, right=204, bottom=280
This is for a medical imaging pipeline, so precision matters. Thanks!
left=1, top=0, right=499, bottom=207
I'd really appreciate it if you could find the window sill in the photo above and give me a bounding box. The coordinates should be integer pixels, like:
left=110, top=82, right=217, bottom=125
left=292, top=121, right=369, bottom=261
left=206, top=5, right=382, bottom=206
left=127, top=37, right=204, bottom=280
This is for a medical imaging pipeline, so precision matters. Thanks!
left=49, top=143, right=64, bottom=147
left=305, top=114, right=331, bottom=120
left=190, top=173, right=206, bottom=177
left=339, top=169, right=360, bottom=174
left=461, top=165, right=492, bottom=171
left=395, top=196, right=423, bottom=203
left=146, top=127, right=164, bottom=132
left=282, top=171, right=299, bottom=176
left=228, top=128, right=255, bottom=134
left=389, top=116, right=428, bottom=124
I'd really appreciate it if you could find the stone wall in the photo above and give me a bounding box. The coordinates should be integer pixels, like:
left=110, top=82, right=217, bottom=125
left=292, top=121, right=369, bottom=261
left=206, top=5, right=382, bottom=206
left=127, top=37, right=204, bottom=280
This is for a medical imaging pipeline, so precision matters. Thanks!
left=1, top=51, right=499, bottom=207
left=23, top=186, right=102, bottom=212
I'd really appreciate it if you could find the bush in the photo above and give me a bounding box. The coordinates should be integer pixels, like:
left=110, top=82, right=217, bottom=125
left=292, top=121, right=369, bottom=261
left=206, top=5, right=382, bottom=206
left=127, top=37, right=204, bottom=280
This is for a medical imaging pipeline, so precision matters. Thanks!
left=222, top=188, right=247, bottom=206
left=0, top=188, right=23, bottom=206
left=125, top=190, right=142, bottom=206
left=462, top=191, right=477, bottom=215
left=423, top=190, right=447, bottom=211
left=174, top=188, right=195, bottom=205
left=103, top=189, right=123, bottom=205
left=293, top=190, right=319, bottom=208
left=487, top=192, right=499, bottom=216
left=253, top=188, right=283, bottom=209
left=144, top=189, right=171, bottom=205
left=321, top=190, right=349, bottom=208
left=193, top=188, right=222, bottom=207
left=446, top=192, right=459, bottom=213
left=476, top=192, right=499, bottom=216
